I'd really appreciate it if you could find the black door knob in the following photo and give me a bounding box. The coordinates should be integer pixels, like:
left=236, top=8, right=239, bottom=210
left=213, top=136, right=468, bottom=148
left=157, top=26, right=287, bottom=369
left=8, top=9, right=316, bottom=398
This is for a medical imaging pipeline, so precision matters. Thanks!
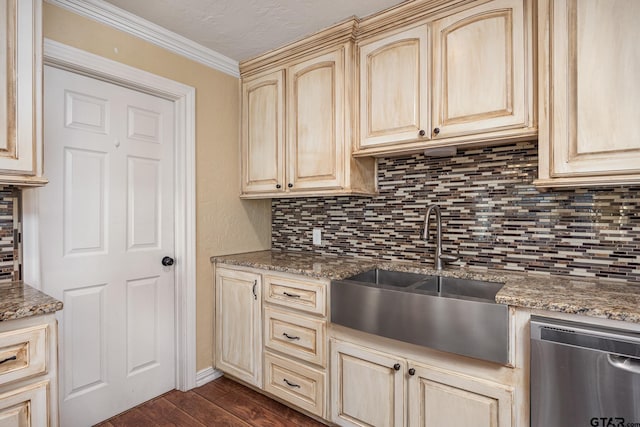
left=418, top=129, right=426, bottom=137
left=162, top=256, right=175, bottom=266
left=408, top=368, right=416, bottom=376
left=433, top=127, right=440, bottom=135
left=393, top=363, right=401, bottom=371
left=287, top=183, right=293, bottom=188
left=276, top=184, right=281, bottom=189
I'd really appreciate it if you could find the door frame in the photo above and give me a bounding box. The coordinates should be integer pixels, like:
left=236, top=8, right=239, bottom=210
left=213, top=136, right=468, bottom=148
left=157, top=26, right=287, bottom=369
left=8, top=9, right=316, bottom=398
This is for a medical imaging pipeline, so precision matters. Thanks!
left=22, top=38, right=198, bottom=391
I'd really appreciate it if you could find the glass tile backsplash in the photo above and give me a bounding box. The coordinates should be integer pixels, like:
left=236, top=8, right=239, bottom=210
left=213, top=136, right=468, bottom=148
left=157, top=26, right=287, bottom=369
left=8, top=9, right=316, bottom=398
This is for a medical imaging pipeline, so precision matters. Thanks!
left=272, top=141, right=640, bottom=282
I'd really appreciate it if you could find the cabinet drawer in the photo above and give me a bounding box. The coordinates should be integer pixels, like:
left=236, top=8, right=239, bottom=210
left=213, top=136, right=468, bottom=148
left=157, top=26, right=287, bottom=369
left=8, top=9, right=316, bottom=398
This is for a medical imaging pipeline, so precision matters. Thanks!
left=264, top=352, right=325, bottom=418
left=264, top=307, right=326, bottom=367
left=0, top=380, right=49, bottom=426
left=264, top=275, right=326, bottom=316
left=0, top=324, right=47, bottom=385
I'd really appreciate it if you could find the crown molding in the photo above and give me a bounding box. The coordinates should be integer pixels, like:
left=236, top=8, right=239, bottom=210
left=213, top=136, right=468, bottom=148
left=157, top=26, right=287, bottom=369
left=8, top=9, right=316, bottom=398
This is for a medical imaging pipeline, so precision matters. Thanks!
left=45, top=0, right=240, bottom=77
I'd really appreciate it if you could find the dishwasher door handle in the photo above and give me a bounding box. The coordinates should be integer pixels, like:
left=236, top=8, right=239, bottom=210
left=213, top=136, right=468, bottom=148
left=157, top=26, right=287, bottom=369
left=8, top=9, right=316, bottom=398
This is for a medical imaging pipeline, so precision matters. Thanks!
left=607, top=354, right=640, bottom=374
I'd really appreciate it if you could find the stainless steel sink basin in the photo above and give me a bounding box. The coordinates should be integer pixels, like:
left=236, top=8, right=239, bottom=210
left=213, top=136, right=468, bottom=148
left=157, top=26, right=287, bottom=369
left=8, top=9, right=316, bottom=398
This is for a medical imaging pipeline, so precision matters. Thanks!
left=415, top=276, right=503, bottom=301
left=347, top=269, right=432, bottom=288
left=331, top=269, right=509, bottom=364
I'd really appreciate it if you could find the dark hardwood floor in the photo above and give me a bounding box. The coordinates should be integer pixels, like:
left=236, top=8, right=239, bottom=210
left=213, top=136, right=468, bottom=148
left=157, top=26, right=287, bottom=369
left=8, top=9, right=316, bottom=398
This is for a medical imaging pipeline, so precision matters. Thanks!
left=94, top=376, right=327, bottom=426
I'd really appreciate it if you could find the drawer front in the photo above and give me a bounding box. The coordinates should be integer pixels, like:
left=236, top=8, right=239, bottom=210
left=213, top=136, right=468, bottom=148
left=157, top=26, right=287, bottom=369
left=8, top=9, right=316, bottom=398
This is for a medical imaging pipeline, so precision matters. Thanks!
left=264, top=307, right=326, bottom=367
left=0, top=325, right=47, bottom=385
left=0, top=380, right=49, bottom=427
left=264, top=352, right=325, bottom=418
left=264, top=275, right=327, bottom=316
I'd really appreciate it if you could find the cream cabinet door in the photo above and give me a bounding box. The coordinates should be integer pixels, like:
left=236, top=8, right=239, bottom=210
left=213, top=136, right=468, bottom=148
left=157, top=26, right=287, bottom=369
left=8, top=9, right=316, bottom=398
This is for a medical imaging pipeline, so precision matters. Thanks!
left=431, top=0, right=529, bottom=139
left=287, top=48, right=345, bottom=192
left=408, top=363, right=513, bottom=427
left=241, top=70, right=285, bottom=195
left=215, top=268, right=262, bottom=388
left=542, top=0, right=640, bottom=180
left=359, top=25, right=429, bottom=148
left=0, top=381, right=49, bottom=427
left=0, top=0, right=43, bottom=180
left=330, top=340, right=404, bottom=427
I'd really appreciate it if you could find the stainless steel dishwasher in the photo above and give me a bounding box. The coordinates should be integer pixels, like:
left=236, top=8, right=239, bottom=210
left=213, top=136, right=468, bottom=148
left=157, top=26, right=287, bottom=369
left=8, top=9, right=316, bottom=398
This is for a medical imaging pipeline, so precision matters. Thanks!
left=531, top=316, right=640, bottom=427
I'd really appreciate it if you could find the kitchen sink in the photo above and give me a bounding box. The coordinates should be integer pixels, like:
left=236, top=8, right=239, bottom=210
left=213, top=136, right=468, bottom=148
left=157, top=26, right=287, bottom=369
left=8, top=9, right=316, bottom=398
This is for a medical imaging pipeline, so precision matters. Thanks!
left=347, top=269, right=434, bottom=288
left=415, top=276, right=504, bottom=301
left=331, top=269, right=509, bottom=364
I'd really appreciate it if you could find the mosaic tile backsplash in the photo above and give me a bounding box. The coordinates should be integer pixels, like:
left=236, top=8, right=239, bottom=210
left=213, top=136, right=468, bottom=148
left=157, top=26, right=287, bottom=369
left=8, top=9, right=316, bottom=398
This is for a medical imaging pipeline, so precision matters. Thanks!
left=0, top=186, right=20, bottom=283
left=272, top=141, right=640, bottom=282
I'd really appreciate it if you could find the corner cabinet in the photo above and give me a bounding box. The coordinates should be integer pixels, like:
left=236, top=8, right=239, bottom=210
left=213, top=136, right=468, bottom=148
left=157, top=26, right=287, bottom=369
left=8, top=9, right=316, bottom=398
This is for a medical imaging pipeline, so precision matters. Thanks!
left=355, top=0, right=536, bottom=157
left=240, top=20, right=376, bottom=199
left=535, top=0, right=640, bottom=188
left=214, top=267, right=262, bottom=388
left=0, top=0, right=46, bottom=186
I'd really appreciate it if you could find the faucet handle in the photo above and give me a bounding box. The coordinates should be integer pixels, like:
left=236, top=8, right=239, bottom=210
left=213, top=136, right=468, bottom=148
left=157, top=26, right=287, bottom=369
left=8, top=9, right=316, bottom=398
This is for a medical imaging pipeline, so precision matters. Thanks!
left=439, top=253, right=459, bottom=264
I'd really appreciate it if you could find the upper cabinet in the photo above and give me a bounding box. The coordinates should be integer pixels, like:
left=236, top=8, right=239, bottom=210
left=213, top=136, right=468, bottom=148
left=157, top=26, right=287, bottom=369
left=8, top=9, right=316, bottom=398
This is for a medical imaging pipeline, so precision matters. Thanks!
left=535, top=0, right=640, bottom=188
left=358, top=24, right=430, bottom=149
left=355, top=0, right=536, bottom=157
left=0, top=0, right=46, bottom=186
left=240, top=21, right=376, bottom=199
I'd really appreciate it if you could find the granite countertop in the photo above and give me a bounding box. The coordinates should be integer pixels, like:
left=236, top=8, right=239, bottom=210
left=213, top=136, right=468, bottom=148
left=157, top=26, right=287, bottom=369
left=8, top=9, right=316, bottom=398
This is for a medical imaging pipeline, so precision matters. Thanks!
left=213, top=250, right=640, bottom=323
left=0, top=282, right=64, bottom=321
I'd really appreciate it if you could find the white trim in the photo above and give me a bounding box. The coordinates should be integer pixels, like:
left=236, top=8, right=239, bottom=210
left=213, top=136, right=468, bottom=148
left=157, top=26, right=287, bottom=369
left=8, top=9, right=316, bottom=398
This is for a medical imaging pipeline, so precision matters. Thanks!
left=196, top=367, right=224, bottom=387
left=45, top=0, right=240, bottom=78
left=23, top=38, right=198, bottom=391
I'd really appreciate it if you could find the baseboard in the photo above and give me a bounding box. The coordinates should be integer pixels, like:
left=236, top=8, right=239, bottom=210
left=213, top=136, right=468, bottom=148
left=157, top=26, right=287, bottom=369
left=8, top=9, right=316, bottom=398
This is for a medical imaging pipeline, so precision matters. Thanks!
left=195, top=367, right=223, bottom=387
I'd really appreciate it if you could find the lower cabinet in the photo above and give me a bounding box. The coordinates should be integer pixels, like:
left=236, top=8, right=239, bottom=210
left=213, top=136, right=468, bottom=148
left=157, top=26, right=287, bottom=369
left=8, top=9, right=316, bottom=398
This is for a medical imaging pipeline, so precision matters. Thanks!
left=0, top=314, right=59, bottom=427
left=263, top=352, right=325, bottom=417
left=215, top=267, right=263, bottom=388
left=0, top=381, right=49, bottom=427
left=331, top=340, right=405, bottom=427
left=331, top=339, right=513, bottom=427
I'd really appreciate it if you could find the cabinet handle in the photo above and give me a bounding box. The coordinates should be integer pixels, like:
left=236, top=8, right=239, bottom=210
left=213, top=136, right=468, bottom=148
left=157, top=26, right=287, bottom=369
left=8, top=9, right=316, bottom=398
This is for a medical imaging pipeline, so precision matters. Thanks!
left=287, top=183, right=293, bottom=188
left=283, top=379, right=301, bottom=388
left=282, top=332, right=300, bottom=341
left=0, top=355, right=17, bottom=365
left=276, top=184, right=281, bottom=189
left=433, top=127, right=440, bottom=136
left=408, top=368, right=416, bottom=376
left=252, top=280, right=257, bottom=300
left=418, top=129, right=426, bottom=137
left=283, top=292, right=301, bottom=298
left=393, top=363, right=401, bottom=371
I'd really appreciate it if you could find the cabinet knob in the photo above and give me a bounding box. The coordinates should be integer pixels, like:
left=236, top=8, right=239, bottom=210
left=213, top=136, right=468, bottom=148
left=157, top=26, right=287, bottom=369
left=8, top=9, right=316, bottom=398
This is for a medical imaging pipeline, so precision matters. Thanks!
left=288, top=183, right=293, bottom=188
left=418, top=129, right=426, bottom=137
left=408, top=368, right=416, bottom=376
left=276, top=184, right=281, bottom=189
left=433, top=127, right=440, bottom=136
left=393, top=363, right=401, bottom=371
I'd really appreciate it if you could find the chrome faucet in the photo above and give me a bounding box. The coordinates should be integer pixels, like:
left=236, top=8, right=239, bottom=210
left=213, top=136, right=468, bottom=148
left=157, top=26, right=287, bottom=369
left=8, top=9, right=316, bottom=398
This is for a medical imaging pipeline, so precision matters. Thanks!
left=423, top=205, right=458, bottom=270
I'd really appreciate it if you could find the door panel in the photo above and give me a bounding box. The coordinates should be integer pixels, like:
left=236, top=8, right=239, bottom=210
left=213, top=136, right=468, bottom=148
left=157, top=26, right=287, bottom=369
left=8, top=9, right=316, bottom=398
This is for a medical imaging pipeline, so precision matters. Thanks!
left=288, top=49, right=344, bottom=191
left=330, top=340, right=404, bottom=427
left=241, top=70, right=285, bottom=194
left=359, top=25, right=429, bottom=148
left=432, top=0, right=527, bottom=138
left=550, top=0, right=640, bottom=176
left=39, top=66, right=176, bottom=427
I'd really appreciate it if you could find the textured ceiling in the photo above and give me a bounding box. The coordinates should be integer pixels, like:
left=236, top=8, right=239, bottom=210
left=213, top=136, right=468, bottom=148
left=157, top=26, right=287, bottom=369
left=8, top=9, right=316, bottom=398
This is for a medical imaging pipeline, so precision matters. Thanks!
left=102, top=0, right=406, bottom=61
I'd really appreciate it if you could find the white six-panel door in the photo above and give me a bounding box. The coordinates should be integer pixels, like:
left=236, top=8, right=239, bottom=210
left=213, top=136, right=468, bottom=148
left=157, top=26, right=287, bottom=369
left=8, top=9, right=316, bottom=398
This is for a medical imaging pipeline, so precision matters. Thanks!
left=39, top=65, right=176, bottom=427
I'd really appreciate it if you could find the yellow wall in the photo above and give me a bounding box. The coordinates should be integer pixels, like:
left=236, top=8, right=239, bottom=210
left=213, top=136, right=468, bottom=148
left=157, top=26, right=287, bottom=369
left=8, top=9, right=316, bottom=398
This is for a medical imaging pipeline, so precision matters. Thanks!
left=43, top=4, right=271, bottom=371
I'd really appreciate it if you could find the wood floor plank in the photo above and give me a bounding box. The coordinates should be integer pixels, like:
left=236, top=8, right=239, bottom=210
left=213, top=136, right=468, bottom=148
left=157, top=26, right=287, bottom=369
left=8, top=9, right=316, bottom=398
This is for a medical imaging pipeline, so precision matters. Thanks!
left=215, top=390, right=302, bottom=427
left=95, top=377, right=328, bottom=427
left=193, top=376, right=245, bottom=403
left=106, top=408, right=154, bottom=427
left=165, top=390, right=251, bottom=427
left=142, top=397, right=207, bottom=426
left=232, top=384, right=326, bottom=426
